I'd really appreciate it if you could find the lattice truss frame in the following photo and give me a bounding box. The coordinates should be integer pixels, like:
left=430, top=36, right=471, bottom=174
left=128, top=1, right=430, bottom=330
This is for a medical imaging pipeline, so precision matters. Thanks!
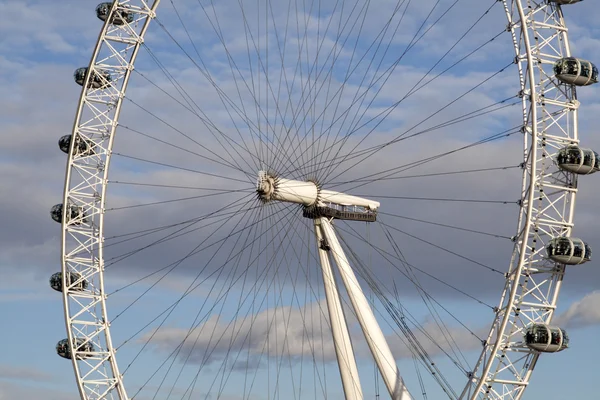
left=59, top=1, right=586, bottom=400
left=464, top=2, right=581, bottom=399
left=61, top=1, right=160, bottom=399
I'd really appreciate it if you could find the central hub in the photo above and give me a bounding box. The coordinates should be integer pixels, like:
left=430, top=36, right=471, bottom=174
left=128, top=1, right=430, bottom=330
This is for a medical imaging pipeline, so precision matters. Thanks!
left=257, top=171, right=319, bottom=205
left=256, top=171, right=380, bottom=221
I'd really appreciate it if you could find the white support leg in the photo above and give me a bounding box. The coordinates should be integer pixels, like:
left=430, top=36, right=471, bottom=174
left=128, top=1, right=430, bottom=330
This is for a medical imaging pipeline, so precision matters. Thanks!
left=314, top=219, right=363, bottom=400
left=320, top=217, right=413, bottom=400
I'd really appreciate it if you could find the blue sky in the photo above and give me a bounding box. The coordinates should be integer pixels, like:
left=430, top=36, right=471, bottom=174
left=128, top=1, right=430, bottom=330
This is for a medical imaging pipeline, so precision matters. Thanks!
left=1, top=0, right=600, bottom=399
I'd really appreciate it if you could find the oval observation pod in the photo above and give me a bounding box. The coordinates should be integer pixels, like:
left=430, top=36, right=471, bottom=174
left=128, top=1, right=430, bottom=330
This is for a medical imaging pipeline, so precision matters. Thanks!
left=557, top=146, right=600, bottom=175
left=524, top=324, right=569, bottom=353
left=58, top=135, right=94, bottom=156
left=547, top=0, right=582, bottom=4
left=554, top=57, right=598, bottom=86
left=49, top=272, right=88, bottom=292
left=74, top=67, right=112, bottom=89
left=96, top=2, right=134, bottom=25
left=56, top=338, right=95, bottom=360
left=50, top=203, right=87, bottom=225
left=546, top=237, right=591, bottom=265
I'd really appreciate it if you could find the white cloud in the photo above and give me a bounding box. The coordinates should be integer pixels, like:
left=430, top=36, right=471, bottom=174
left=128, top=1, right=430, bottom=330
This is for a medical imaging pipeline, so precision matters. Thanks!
left=554, top=291, right=600, bottom=329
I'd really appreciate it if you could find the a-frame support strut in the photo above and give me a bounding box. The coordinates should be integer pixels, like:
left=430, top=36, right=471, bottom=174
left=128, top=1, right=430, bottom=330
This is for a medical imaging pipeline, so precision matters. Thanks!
left=314, top=218, right=363, bottom=400
left=257, top=172, right=411, bottom=399
left=317, top=217, right=413, bottom=400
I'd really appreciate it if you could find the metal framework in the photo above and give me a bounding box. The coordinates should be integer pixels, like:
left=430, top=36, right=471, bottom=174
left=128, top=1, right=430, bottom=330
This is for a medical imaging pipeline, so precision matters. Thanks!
left=57, top=1, right=589, bottom=399
left=463, top=1, right=584, bottom=399
left=60, top=1, right=160, bottom=398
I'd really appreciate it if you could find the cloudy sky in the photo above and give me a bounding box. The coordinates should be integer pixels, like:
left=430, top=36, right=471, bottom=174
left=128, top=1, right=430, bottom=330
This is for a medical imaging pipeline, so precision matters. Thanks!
left=1, top=0, right=599, bottom=399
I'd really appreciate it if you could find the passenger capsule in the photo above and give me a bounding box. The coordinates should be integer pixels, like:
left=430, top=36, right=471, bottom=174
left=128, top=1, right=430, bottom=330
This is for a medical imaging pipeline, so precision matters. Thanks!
left=546, top=237, right=591, bottom=265
left=49, top=272, right=88, bottom=292
left=557, top=146, right=600, bottom=174
left=524, top=324, right=569, bottom=353
left=96, top=2, right=134, bottom=25
left=58, top=135, right=94, bottom=156
left=74, top=67, right=112, bottom=89
left=56, top=338, right=95, bottom=360
left=554, top=57, right=598, bottom=86
left=50, top=203, right=87, bottom=225
left=547, top=0, right=582, bottom=4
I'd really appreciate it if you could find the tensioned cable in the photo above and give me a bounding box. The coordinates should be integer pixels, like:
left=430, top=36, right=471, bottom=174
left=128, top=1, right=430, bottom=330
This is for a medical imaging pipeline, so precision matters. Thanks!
left=148, top=193, right=269, bottom=400
left=109, top=197, right=262, bottom=320
left=107, top=189, right=254, bottom=211
left=332, top=225, right=460, bottom=397
left=281, top=2, right=502, bottom=180
left=103, top=201, right=260, bottom=249
left=104, top=194, right=256, bottom=268
left=323, top=61, right=515, bottom=184
left=379, top=211, right=512, bottom=240
left=121, top=201, right=296, bottom=379
left=324, top=125, right=521, bottom=194
left=330, top=165, right=520, bottom=185
left=322, top=0, right=499, bottom=182
left=123, top=97, right=251, bottom=175
left=378, top=221, right=504, bottom=275
left=283, top=97, right=520, bottom=183
left=333, top=222, right=496, bottom=308
left=111, top=153, right=250, bottom=183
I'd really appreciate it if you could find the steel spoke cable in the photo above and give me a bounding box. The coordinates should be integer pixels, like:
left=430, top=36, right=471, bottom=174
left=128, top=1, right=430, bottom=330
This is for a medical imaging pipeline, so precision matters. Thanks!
left=333, top=221, right=496, bottom=307
left=378, top=223, right=470, bottom=371
left=197, top=0, right=276, bottom=169
left=377, top=220, right=504, bottom=275
left=128, top=207, right=275, bottom=397
left=156, top=2, right=274, bottom=162
left=329, top=0, right=498, bottom=180
left=104, top=199, right=259, bottom=245
left=323, top=124, right=521, bottom=193
left=104, top=194, right=256, bottom=267
left=285, top=28, right=510, bottom=182
left=150, top=16, right=271, bottom=168
left=109, top=197, right=260, bottom=317
left=323, top=61, right=514, bottom=184
left=359, top=195, right=516, bottom=204
left=288, top=0, right=475, bottom=178
left=209, top=207, right=309, bottom=399
left=320, top=80, right=517, bottom=182
left=150, top=196, right=267, bottom=400
left=119, top=122, right=255, bottom=180
left=189, top=0, right=296, bottom=170
left=282, top=93, right=519, bottom=183
left=122, top=201, right=296, bottom=382
left=379, top=211, right=513, bottom=240
left=277, top=0, right=362, bottom=178
left=129, top=52, right=260, bottom=175
left=278, top=0, right=411, bottom=177
left=320, top=2, right=501, bottom=180
left=108, top=180, right=255, bottom=192
left=123, top=96, right=251, bottom=175
left=287, top=0, right=374, bottom=179
left=328, top=224, right=459, bottom=396
left=283, top=0, right=417, bottom=176
left=112, top=153, right=251, bottom=183
left=271, top=0, right=387, bottom=176
left=176, top=205, right=316, bottom=399
left=317, top=0, right=426, bottom=181
left=335, top=222, right=486, bottom=354
left=106, top=189, right=254, bottom=211
left=103, top=207, right=262, bottom=268
left=329, top=165, right=520, bottom=185
left=271, top=0, right=369, bottom=176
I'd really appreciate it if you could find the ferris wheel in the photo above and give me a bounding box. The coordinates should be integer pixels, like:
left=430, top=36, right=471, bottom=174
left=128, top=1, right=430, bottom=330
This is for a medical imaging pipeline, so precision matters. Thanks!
left=51, top=0, right=598, bottom=399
